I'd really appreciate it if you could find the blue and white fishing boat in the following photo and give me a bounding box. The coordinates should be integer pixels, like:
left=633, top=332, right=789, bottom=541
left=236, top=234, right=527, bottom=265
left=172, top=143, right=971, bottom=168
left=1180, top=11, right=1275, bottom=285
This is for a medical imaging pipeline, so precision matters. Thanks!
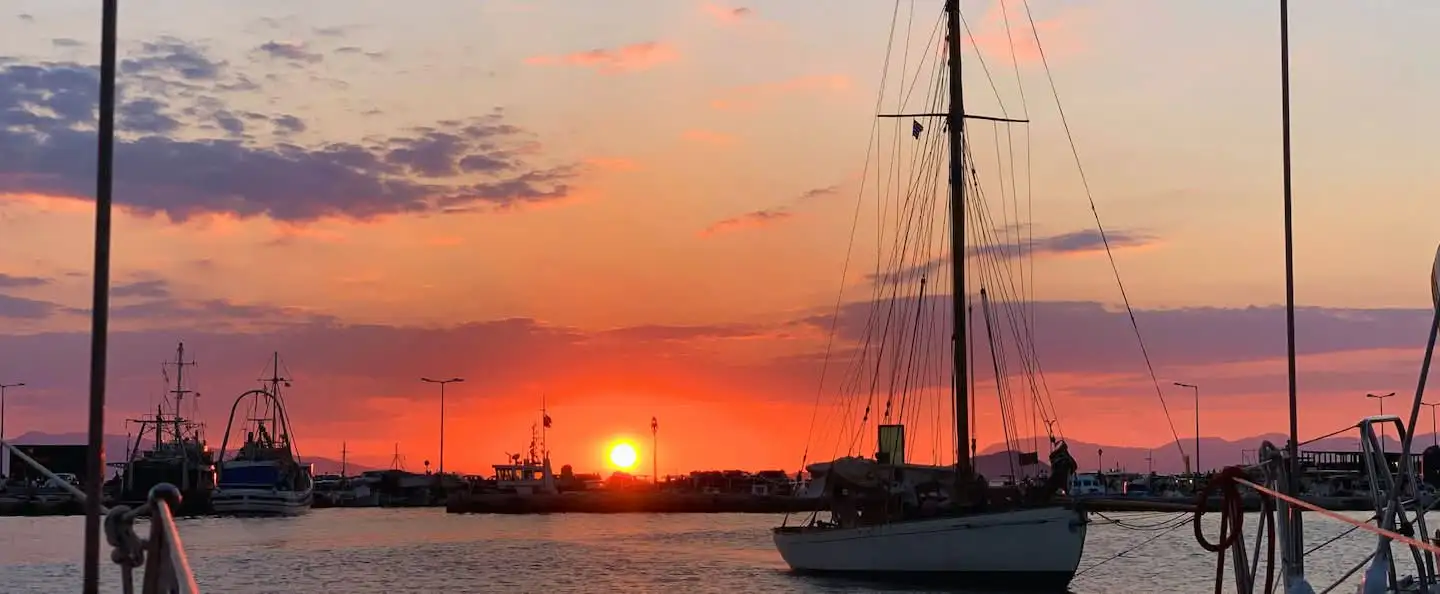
left=212, top=352, right=313, bottom=516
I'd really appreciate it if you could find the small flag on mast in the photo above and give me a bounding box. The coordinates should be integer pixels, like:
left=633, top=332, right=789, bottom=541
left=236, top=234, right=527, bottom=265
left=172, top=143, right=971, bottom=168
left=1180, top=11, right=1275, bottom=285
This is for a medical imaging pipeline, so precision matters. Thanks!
left=543, top=414, right=552, bottom=428
left=911, top=120, right=924, bottom=139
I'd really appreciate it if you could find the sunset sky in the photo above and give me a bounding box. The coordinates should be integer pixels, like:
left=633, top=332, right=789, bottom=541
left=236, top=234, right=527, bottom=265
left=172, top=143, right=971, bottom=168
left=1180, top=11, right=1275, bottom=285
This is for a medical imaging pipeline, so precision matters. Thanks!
left=3, top=0, right=1440, bottom=476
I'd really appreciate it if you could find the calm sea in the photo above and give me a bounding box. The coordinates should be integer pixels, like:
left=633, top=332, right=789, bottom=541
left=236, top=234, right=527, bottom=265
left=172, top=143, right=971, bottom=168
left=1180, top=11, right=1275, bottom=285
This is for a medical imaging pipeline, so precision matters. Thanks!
left=0, top=509, right=1421, bottom=593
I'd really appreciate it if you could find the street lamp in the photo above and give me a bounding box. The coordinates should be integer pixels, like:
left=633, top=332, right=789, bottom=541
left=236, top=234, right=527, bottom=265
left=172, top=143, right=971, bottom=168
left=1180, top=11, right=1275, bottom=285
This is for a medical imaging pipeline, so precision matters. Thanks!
left=421, top=377, right=464, bottom=476
left=1366, top=392, right=1396, bottom=455
left=1174, top=382, right=1201, bottom=474
left=1422, top=401, right=1440, bottom=448
left=0, top=382, right=25, bottom=479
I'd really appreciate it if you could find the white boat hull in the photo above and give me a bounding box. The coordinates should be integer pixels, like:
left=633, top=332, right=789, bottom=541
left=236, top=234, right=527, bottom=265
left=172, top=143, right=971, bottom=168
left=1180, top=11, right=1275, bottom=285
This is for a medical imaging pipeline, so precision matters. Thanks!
left=211, top=487, right=312, bottom=516
left=773, top=506, right=1087, bottom=590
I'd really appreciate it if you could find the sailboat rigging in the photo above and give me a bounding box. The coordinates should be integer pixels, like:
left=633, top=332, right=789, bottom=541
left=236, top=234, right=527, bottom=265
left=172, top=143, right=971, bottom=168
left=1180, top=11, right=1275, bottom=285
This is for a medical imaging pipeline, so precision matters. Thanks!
left=772, top=0, right=1088, bottom=587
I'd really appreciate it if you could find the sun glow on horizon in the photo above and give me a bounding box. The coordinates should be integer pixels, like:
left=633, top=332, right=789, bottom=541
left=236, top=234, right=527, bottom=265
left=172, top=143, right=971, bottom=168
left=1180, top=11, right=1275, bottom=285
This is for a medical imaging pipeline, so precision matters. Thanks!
left=608, top=441, right=638, bottom=470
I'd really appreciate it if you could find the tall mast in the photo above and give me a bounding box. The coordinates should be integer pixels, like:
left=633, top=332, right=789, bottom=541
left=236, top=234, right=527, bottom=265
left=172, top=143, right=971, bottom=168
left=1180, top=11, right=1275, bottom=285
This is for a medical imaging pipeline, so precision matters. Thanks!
left=168, top=341, right=195, bottom=446
left=1278, top=0, right=1304, bottom=580
left=269, top=351, right=282, bottom=438
left=945, top=0, right=970, bottom=477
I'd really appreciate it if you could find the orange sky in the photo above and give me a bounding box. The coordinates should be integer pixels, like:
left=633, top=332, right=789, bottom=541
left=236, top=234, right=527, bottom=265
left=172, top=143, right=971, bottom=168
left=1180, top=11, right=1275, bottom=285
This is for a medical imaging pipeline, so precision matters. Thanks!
left=4, top=1, right=1440, bottom=475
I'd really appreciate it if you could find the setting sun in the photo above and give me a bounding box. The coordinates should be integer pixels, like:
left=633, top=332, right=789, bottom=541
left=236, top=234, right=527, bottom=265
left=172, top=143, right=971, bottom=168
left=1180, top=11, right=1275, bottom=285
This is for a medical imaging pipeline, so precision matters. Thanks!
left=608, top=442, right=638, bottom=470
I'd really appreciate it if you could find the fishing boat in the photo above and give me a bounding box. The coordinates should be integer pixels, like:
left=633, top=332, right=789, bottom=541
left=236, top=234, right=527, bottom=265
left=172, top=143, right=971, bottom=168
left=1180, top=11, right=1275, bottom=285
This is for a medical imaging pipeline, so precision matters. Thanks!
left=773, top=0, right=1096, bottom=588
left=106, top=342, right=216, bottom=515
left=211, top=353, right=313, bottom=516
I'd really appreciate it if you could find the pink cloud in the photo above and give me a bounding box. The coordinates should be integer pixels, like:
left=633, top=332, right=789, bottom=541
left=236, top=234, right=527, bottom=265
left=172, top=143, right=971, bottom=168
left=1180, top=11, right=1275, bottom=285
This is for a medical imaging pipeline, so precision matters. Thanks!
left=710, top=74, right=852, bottom=111
left=965, top=0, right=1086, bottom=66
left=700, top=208, right=793, bottom=236
left=701, top=2, right=753, bottom=24
left=524, top=41, right=679, bottom=74
left=699, top=184, right=841, bottom=237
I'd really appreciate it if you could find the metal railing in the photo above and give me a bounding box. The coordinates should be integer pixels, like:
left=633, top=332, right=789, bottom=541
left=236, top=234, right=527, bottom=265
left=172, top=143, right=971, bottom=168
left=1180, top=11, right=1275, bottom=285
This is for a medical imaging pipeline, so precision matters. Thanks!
left=3, top=440, right=200, bottom=593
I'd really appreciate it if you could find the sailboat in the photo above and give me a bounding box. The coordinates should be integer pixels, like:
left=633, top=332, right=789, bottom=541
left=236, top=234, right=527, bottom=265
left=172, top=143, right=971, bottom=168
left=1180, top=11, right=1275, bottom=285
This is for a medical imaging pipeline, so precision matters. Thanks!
left=106, top=342, right=216, bottom=515
left=772, top=0, right=1087, bottom=588
left=211, top=352, right=314, bottom=516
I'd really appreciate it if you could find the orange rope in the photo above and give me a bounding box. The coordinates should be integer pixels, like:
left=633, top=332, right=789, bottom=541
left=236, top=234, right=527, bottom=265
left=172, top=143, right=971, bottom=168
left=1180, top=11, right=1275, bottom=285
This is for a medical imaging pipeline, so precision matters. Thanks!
left=1236, top=476, right=1440, bottom=556
left=1193, top=467, right=1276, bottom=594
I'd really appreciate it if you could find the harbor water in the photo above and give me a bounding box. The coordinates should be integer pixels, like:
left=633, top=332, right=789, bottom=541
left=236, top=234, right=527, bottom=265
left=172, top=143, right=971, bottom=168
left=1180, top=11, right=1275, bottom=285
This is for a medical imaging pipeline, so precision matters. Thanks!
left=0, top=509, right=1422, bottom=593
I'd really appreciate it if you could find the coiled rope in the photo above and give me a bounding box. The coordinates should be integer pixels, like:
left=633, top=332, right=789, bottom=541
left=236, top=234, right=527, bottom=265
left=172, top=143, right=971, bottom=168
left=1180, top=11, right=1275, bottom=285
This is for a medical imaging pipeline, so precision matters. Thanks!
left=1192, top=466, right=1276, bottom=594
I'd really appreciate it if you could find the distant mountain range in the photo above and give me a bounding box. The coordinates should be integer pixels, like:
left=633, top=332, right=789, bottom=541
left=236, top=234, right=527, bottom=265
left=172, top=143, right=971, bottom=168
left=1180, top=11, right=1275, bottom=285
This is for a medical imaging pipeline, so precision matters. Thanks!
left=8, top=431, right=381, bottom=475
left=11, top=430, right=1426, bottom=477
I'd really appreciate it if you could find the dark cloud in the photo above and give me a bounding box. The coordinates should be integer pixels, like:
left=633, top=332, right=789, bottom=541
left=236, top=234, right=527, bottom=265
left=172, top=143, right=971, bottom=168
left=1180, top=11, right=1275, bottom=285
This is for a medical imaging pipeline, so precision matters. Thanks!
left=1, top=295, right=1433, bottom=461
left=0, top=293, right=59, bottom=319
left=0, top=316, right=801, bottom=438
left=0, top=39, right=578, bottom=222
left=312, top=26, right=349, bottom=38
left=0, top=274, right=50, bottom=289
left=112, top=279, right=171, bottom=299
left=970, top=229, right=1156, bottom=260
left=271, top=114, right=306, bottom=135
left=334, top=47, right=386, bottom=61
left=255, top=41, right=323, bottom=64
left=797, top=185, right=840, bottom=201
left=701, top=183, right=845, bottom=236
left=121, top=37, right=227, bottom=84
left=598, top=324, right=763, bottom=342
left=118, top=97, right=181, bottom=134
left=51, top=38, right=83, bottom=49
left=214, top=111, right=246, bottom=136
left=701, top=208, right=792, bottom=236
left=17, top=14, right=34, bottom=23
left=807, top=296, right=1436, bottom=405
left=866, top=228, right=1156, bottom=285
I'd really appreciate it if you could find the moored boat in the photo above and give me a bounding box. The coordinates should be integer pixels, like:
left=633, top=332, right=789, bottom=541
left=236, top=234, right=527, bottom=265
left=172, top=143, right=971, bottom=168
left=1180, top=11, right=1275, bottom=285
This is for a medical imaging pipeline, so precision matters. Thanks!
left=212, top=352, right=313, bottom=516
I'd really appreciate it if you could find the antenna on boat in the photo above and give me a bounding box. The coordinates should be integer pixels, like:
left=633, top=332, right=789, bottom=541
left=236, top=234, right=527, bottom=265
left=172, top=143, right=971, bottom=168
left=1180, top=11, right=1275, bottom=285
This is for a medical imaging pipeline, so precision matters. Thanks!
left=166, top=341, right=197, bottom=447
left=81, top=0, right=120, bottom=590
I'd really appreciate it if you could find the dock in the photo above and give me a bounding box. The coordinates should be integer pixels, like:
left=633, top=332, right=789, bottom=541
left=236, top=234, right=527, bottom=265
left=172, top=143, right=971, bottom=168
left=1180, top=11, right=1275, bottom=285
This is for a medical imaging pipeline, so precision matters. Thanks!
left=446, top=491, right=824, bottom=514
left=0, top=496, right=83, bottom=516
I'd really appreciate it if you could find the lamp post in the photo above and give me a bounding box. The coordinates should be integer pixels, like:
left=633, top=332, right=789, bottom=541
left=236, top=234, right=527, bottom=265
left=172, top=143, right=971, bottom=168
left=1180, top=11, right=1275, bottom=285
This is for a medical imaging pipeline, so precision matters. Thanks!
left=421, top=377, right=464, bottom=476
left=1367, top=392, right=1396, bottom=455
left=0, top=382, right=24, bottom=479
left=650, top=416, right=658, bottom=487
left=1422, top=402, right=1440, bottom=448
left=1174, top=382, right=1201, bottom=474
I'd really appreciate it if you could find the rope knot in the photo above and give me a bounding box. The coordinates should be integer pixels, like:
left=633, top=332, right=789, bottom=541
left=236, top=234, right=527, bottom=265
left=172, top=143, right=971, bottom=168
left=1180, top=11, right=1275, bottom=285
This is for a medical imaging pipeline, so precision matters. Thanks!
left=103, top=505, right=147, bottom=569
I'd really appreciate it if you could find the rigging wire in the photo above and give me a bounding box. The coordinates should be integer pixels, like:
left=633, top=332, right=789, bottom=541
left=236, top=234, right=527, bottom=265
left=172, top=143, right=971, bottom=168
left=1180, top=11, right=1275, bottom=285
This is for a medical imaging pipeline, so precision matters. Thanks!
left=1018, top=0, right=1186, bottom=461
left=996, top=0, right=1041, bottom=455
left=958, top=10, right=1064, bottom=445
left=792, top=0, right=905, bottom=480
